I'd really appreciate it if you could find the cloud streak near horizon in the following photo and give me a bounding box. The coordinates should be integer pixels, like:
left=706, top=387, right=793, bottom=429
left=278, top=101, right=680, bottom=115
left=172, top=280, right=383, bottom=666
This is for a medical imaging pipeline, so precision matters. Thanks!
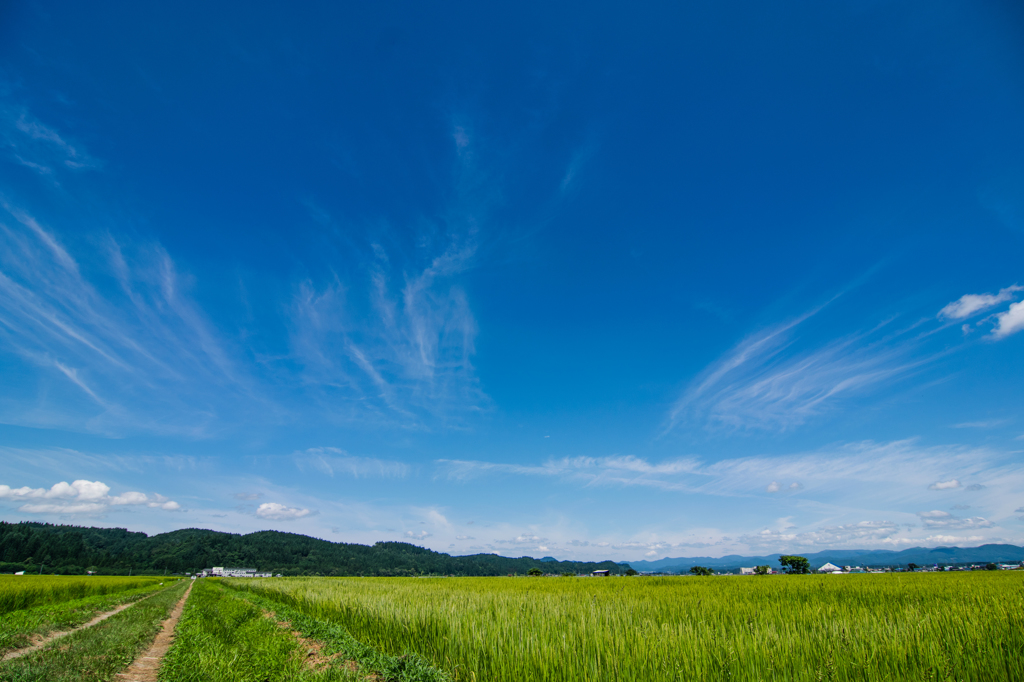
left=436, top=439, right=1017, bottom=526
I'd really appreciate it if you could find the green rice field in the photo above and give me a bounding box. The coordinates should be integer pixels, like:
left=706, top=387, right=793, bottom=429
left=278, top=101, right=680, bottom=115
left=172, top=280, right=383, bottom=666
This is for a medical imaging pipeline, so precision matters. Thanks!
left=224, top=572, right=1024, bottom=682
left=0, top=580, right=188, bottom=682
left=0, top=575, right=168, bottom=615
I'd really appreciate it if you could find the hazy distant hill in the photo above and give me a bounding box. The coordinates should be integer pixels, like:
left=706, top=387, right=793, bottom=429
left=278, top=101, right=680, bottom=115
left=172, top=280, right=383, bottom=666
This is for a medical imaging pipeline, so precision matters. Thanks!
left=0, top=521, right=622, bottom=577
left=627, top=545, right=1024, bottom=573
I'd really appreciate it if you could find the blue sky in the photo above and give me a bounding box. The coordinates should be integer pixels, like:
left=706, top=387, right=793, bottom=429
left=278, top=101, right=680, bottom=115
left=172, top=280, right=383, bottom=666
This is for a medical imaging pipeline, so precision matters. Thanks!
left=1, top=0, right=1023, bottom=561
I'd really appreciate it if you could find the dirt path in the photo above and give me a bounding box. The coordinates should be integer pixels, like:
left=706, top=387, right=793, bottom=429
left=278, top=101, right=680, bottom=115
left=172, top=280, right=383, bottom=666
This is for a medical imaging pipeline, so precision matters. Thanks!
left=263, top=608, right=378, bottom=679
left=115, top=581, right=193, bottom=682
left=0, top=600, right=141, bottom=663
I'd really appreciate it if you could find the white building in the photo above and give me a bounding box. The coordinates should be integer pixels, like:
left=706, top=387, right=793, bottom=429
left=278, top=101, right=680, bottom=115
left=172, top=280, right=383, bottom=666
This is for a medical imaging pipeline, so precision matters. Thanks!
left=740, top=567, right=755, bottom=575
left=818, top=562, right=842, bottom=573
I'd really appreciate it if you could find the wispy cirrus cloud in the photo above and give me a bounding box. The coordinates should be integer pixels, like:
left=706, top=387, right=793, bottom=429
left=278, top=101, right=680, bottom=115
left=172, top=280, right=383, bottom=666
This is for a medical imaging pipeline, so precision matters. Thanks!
left=0, top=110, right=490, bottom=435
left=288, top=233, right=484, bottom=427
left=1, top=108, right=99, bottom=176
left=0, top=201, right=251, bottom=436
left=668, top=282, right=1024, bottom=434
left=294, top=447, right=410, bottom=479
left=952, top=419, right=1010, bottom=429
left=666, top=306, right=933, bottom=433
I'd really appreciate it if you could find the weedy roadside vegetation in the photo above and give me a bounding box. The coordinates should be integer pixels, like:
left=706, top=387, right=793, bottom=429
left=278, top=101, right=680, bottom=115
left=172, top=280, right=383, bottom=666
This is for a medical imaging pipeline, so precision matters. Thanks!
left=0, top=580, right=187, bottom=682
left=226, top=572, right=1024, bottom=682
left=0, top=581, right=169, bottom=656
left=161, top=579, right=447, bottom=682
left=0, top=575, right=166, bottom=615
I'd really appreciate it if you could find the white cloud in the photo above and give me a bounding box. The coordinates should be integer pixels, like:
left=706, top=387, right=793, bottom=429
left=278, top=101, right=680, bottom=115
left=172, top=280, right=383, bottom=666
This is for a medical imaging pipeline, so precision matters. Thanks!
left=917, top=511, right=993, bottom=529
left=405, top=530, right=431, bottom=540
left=19, top=502, right=109, bottom=514
left=0, top=479, right=179, bottom=515
left=928, top=479, right=961, bottom=490
left=423, top=509, right=450, bottom=527
left=925, top=535, right=985, bottom=544
left=992, top=300, right=1024, bottom=339
left=494, top=534, right=548, bottom=546
left=109, top=491, right=148, bottom=505
left=255, top=502, right=312, bottom=520
left=939, top=286, right=1022, bottom=320
left=455, top=535, right=474, bottom=540
left=766, top=481, right=780, bottom=492
left=145, top=494, right=181, bottom=510
left=741, top=520, right=903, bottom=549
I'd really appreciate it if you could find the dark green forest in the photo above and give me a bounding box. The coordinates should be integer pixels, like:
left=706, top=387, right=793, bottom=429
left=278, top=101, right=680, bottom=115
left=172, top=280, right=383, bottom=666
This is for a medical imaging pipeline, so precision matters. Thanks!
left=0, top=522, right=624, bottom=576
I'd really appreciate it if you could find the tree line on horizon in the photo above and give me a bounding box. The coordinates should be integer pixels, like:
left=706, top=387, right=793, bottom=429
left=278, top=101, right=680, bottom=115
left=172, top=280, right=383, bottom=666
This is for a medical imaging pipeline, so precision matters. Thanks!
left=0, top=521, right=624, bottom=577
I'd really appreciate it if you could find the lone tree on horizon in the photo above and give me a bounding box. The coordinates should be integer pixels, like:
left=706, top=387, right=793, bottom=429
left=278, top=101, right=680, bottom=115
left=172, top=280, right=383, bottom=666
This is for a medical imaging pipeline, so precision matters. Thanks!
left=779, top=555, right=810, bottom=574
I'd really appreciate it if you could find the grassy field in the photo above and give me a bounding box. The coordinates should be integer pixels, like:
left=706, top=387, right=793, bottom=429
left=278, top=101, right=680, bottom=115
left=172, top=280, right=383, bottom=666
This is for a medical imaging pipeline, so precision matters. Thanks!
left=0, top=580, right=187, bottom=682
left=0, top=581, right=170, bottom=656
left=162, top=579, right=446, bottom=682
left=226, top=572, right=1024, bottom=682
left=0, top=575, right=167, bottom=615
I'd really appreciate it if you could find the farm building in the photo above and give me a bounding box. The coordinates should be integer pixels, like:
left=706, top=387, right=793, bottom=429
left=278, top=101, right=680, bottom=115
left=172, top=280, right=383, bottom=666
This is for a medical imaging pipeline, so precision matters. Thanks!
left=591, top=569, right=611, bottom=577
left=818, top=562, right=842, bottom=573
left=199, top=567, right=273, bottom=578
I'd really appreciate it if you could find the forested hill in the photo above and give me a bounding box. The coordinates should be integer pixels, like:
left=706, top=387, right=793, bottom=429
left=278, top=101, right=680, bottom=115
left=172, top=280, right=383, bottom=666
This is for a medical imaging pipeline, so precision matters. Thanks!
left=0, top=522, right=624, bottom=576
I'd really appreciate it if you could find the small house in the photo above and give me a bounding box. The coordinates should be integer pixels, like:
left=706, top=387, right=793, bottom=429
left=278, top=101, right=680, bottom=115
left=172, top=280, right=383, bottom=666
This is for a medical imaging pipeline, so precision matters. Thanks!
left=591, top=569, right=610, bottom=577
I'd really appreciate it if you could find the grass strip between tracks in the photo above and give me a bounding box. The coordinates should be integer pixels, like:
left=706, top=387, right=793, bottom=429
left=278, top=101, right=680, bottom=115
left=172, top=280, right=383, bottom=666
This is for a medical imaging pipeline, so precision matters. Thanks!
left=0, top=580, right=188, bottom=682
left=159, top=580, right=448, bottom=682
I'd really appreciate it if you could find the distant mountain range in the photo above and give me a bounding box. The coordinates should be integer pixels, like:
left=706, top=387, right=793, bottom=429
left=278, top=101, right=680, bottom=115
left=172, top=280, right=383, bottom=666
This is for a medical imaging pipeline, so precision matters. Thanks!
left=625, top=545, right=1024, bottom=573
left=3, top=521, right=1019, bottom=576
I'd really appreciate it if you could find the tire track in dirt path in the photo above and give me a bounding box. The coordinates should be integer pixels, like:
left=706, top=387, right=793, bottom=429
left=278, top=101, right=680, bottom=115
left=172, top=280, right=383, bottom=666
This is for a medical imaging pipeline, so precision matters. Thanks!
left=115, top=581, right=193, bottom=682
left=262, top=608, right=380, bottom=680
left=1, top=600, right=140, bottom=663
